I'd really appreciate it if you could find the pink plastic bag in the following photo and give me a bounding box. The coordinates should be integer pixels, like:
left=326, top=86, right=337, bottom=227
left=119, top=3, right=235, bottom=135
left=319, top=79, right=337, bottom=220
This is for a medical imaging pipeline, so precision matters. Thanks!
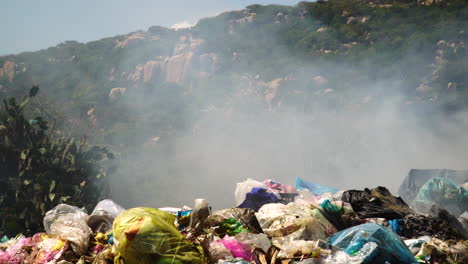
left=0, top=236, right=31, bottom=264
left=215, top=236, right=255, bottom=261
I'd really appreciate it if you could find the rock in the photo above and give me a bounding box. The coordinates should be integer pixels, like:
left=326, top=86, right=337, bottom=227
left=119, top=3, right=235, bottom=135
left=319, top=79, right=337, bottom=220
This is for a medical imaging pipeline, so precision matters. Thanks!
left=109, top=88, right=127, bottom=100
left=0, top=61, right=15, bottom=83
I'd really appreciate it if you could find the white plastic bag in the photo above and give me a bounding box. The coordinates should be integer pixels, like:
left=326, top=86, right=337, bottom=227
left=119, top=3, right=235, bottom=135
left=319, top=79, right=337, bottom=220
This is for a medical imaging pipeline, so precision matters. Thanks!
left=43, top=204, right=91, bottom=254
left=88, top=199, right=125, bottom=233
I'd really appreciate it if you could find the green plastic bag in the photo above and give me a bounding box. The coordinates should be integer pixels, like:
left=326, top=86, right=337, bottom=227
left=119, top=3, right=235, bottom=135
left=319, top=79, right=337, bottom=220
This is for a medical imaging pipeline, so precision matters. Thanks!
left=412, top=177, right=468, bottom=216
left=113, top=207, right=205, bottom=264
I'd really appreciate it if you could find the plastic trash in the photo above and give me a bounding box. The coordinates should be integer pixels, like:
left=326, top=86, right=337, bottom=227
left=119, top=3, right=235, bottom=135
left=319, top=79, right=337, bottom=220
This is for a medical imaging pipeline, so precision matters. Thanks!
left=204, top=208, right=263, bottom=235
left=296, top=189, right=319, bottom=205
left=92, top=245, right=114, bottom=264
left=295, top=177, right=339, bottom=195
left=388, top=219, right=403, bottom=235
left=263, top=179, right=297, bottom=194
left=43, top=204, right=92, bottom=254
left=404, top=236, right=431, bottom=255
left=415, top=238, right=468, bottom=264
left=0, top=236, right=8, bottom=244
left=398, top=169, right=468, bottom=204
left=217, top=258, right=251, bottom=264
left=215, top=236, right=254, bottom=261
left=275, top=240, right=324, bottom=259
left=341, top=187, right=414, bottom=219
left=208, top=240, right=233, bottom=263
left=235, top=179, right=272, bottom=206
left=459, top=211, right=468, bottom=232
left=220, top=218, right=248, bottom=236
left=411, top=177, right=468, bottom=217
left=238, top=187, right=280, bottom=212
left=113, top=207, right=204, bottom=264
left=91, top=199, right=125, bottom=218
left=256, top=202, right=336, bottom=241
left=327, top=223, right=418, bottom=264
left=0, top=235, right=30, bottom=264
left=31, top=233, right=70, bottom=264
left=234, top=231, right=271, bottom=252
left=177, top=210, right=192, bottom=230
left=87, top=199, right=125, bottom=233
left=323, top=242, right=378, bottom=264
left=190, top=198, right=211, bottom=233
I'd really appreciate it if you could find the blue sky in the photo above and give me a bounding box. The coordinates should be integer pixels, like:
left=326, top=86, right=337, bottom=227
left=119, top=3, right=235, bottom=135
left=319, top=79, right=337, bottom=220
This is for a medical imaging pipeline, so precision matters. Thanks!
left=3, top=0, right=300, bottom=55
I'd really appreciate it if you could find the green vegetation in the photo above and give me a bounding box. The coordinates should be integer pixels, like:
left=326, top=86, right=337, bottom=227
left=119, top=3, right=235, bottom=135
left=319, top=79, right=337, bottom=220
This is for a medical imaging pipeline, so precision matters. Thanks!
left=0, top=87, right=113, bottom=236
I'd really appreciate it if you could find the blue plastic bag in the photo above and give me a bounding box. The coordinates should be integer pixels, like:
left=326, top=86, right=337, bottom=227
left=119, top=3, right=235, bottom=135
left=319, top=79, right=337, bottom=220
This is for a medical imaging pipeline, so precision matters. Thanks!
left=327, top=223, right=418, bottom=264
left=388, top=219, right=403, bottom=236
left=295, top=177, right=339, bottom=195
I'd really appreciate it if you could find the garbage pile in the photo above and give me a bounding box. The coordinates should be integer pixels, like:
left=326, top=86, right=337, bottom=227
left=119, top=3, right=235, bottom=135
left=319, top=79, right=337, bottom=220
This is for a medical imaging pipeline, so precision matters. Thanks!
left=1, top=174, right=467, bottom=264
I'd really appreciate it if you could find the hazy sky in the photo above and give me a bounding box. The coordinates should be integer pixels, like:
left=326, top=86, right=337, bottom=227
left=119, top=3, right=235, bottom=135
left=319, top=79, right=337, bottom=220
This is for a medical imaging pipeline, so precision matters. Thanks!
left=2, top=0, right=300, bottom=55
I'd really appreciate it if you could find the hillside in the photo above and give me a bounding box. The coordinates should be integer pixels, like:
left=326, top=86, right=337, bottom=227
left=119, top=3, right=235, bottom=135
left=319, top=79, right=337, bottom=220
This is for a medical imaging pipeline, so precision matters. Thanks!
left=1, top=0, right=468, bottom=207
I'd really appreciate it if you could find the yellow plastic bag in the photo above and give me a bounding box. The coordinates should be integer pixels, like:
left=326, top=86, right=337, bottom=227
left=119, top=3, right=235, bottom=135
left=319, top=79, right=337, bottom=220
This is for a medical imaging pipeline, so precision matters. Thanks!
left=113, top=207, right=204, bottom=264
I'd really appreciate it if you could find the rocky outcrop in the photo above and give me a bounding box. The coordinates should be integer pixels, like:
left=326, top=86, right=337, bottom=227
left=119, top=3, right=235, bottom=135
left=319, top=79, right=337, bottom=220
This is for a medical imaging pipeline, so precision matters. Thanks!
left=416, top=40, right=465, bottom=94
left=265, top=78, right=283, bottom=106
left=143, top=60, right=164, bottom=82
left=109, top=88, right=127, bottom=100
left=123, top=35, right=217, bottom=85
left=115, top=32, right=145, bottom=48
left=0, top=61, right=15, bottom=82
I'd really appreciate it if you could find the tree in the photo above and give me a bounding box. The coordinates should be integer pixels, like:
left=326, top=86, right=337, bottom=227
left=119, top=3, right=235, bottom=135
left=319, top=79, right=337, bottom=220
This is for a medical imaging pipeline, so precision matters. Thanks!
left=0, top=86, right=113, bottom=236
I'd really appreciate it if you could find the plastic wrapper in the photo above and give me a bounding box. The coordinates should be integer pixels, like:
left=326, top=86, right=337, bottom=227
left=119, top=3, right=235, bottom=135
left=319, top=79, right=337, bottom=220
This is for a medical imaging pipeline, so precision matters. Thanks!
left=220, top=218, right=248, bottom=236
left=87, top=199, right=125, bottom=233
left=234, top=231, right=270, bottom=252
left=92, top=245, right=115, bottom=264
left=295, top=177, right=339, bottom=196
left=323, top=242, right=378, bottom=264
left=256, top=203, right=336, bottom=241
left=204, top=208, right=263, bottom=235
left=217, top=258, right=251, bottom=264
left=404, top=236, right=431, bottom=255
left=415, top=238, right=468, bottom=264
left=43, top=204, right=91, bottom=254
left=411, top=177, right=468, bottom=217
left=113, top=207, right=204, bottom=264
left=459, top=211, right=468, bottom=232
left=275, top=240, right=324, bottom=259
left=29, top=233, right=70, bottom=264
left=215, top=236, right=254, bottom=261
left=327, top=223, right=418, bottom=264
left=263, top=179, right=297, bottom=194
left=295, top=189, right=319, bottom=205
left=208, top=241, right=233, bottom=263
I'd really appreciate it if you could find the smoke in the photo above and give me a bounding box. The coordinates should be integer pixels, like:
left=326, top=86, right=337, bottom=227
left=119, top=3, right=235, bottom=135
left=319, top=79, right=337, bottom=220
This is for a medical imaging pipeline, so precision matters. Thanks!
left=12, top=2, right=463, bottom=210
left=108, top=73, right=468, bottom=210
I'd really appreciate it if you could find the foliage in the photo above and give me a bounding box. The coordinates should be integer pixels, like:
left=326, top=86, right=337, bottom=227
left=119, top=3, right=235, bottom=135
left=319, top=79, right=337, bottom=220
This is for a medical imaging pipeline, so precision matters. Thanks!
left=0, top=86, right=113, bottom=236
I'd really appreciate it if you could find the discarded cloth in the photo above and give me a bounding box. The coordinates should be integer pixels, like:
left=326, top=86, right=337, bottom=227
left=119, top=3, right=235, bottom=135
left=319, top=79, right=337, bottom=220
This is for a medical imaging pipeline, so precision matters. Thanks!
left=341, top=187, right=414, bottom=219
